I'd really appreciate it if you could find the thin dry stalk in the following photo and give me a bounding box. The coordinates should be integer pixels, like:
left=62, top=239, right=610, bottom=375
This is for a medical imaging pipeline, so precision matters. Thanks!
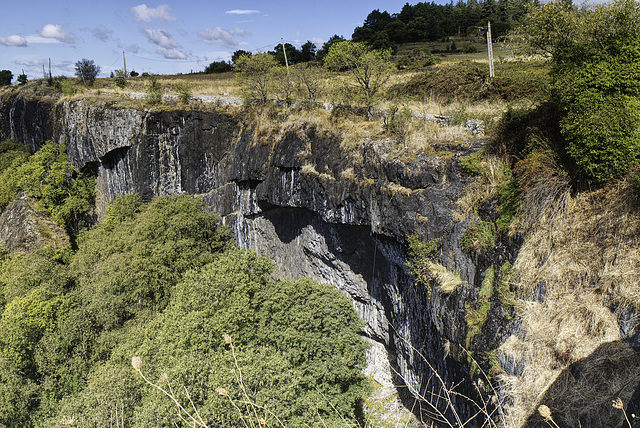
left=388, top=325, right=501, bottom=428
left=132, top=357, right=209, bottom=428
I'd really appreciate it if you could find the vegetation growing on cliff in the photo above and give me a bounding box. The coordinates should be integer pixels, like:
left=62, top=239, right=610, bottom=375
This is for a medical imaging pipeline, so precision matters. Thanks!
left=0, top=194, right=369, bottom=427
left=506, top=0, right=640, bottom=184
left=0, top=140, right=95, bottom=239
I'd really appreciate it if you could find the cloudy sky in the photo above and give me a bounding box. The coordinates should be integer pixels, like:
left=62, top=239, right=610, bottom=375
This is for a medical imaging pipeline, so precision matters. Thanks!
left=0, top=0, right=420, bottom=78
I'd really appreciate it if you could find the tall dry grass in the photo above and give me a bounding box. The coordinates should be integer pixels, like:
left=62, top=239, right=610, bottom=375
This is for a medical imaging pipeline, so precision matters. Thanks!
left=497, top=176, right=640, bottom=427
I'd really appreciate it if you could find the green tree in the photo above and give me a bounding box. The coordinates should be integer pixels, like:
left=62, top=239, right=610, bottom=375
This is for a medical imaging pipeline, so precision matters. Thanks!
left=519, top=0, right=640, bottom=183
left=127, top=250, right=368, bottom=427
left=316, top=34, right=345, bottom=63
left=5, top=141, right=96, bottom=236
left=231, top=49, right=252, bottom=65
left=324, top=40, right=396, bottom=119
left=290, top=63, right=325, bottom=103
left=17, top=73, right=27, bottom=85
left=71, top=194, right=229, bottom=330
left=299, top=40, right=317, bottom=62
left=74, top=58, right=100, bottom=86
left=0, top=70, right=12, bottom=86
left=204, top=60, right=233, bottom=73
left=234, top=52, right=279, bottom=103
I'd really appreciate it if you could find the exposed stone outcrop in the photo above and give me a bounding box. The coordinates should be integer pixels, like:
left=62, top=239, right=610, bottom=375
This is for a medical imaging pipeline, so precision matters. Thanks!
left=0, top=196, right=69, bottom=252
left=0, top=89, right=517, bottom=424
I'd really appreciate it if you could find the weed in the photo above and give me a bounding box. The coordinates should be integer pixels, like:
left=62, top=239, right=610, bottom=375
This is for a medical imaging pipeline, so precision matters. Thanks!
left=146, top=75, right=163, bottom=105
left=406, top=234, right=441, bottom=287
left=461, top=220, right=496, bottom=251
left=383, top=103, right=412, bottom=143
left=173, top=82, right=192, bottom=104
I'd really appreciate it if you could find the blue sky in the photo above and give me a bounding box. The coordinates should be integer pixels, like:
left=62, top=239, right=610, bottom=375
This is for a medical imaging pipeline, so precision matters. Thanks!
left=0, top=1, right=423, bottom=78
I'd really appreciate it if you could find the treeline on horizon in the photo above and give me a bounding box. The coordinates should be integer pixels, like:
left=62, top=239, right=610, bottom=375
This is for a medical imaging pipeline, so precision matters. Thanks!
left=204, top=0, right=533, bottom=73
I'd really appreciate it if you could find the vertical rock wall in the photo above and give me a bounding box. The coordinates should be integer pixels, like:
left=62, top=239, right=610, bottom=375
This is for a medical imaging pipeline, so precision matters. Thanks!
left=0, top=93, right=488, bottom=422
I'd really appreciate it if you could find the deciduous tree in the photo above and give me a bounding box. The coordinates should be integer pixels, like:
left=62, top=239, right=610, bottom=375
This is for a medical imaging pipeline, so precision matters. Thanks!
left=234, top=52, right=279, bottom=103
left=74, top=58, right=100, bottom=86
left=324, top=40, right=395, bottom=119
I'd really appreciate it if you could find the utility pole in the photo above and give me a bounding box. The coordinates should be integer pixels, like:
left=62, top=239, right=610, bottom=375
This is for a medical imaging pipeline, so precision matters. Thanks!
left=281, top=38, right=289, bottom=76
left=123, top=51, right=127, bottom=80
left=487, top=21, right=494, bottom=78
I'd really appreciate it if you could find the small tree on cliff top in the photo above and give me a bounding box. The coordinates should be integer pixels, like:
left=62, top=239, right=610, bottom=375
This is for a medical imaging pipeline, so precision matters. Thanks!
left=324, top=40, right=395, bottom=119
left=75, top=58, right=100, bottom=86
left=234, top=52, right=278, bottom=103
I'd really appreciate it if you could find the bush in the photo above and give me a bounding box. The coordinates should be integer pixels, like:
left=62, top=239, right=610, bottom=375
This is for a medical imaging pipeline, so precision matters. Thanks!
left=0, top=70, right=12, bottom=86
left=172, top=82, right=192, bottom=104
left=113, top=69, right=127, bottom=88
left=146, top=75, right=162, bottom=105
left=0, top=140, right=95, bottom=236
left=560, top=91, right=640, bottom=183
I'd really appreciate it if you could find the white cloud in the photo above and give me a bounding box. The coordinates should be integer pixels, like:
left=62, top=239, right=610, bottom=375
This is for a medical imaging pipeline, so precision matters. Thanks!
left=142, top=27, right=180, bottom=49
left=37, top=24, right=75, bottom=43
left=311, top=37, right=324, bottom=47
left=123, top=44, right=140, bottom=54
left=0, top=35, right=27, bottom=47
left=157, top=47, right=186, bottom=59
left=15, top=59, right=43, bottom=67
left=15, top=58, right=73, bottom=73
left=198, top=27, right=246, bottom=48
left=130, top=4, right=177, bottom=23
left=225, top=9, right=260, bottom=15
left=91, top=25, right=113, bottom=41
left=141, top=27, right=187, bottom=59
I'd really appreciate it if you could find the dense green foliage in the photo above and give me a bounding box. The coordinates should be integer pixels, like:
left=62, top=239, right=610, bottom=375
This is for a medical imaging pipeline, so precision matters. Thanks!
left=518, top=0, right=640, bottom=184
left=203, top=60, right=233, bottom=73
left=0, top=70, right=12, bottom=86
left=0, top=140, right=95, bottom=237
left=0, top=194, right=368, bottom=427
left=351, top=0, right=532, bottom=51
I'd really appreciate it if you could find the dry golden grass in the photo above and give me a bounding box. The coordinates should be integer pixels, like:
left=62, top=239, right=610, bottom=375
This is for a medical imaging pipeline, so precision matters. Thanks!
left=498, top=296, right=640, bottom=428
left=457, top=155, right=512, bottom=216
left=514, top=178, right=640, bottom=305
left=498, top=177, right=640, bottom=427
left=430, top=262, right=467, bottom=293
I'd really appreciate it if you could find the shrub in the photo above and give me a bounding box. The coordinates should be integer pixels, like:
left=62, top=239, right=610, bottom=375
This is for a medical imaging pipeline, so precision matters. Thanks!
left=146, top=75, right=162, bottom=105
left=173, top=82, right=192, bottom=104
left=113, top=69, right=127, bottom=88
left=560, top=92, right=640, bottom=183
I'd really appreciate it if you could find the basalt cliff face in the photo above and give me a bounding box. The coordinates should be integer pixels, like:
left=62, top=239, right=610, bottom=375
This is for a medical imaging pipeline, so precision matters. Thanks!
left=2, top=91, right=498, bottom=418
left=3, top=89, right=638, bottom=427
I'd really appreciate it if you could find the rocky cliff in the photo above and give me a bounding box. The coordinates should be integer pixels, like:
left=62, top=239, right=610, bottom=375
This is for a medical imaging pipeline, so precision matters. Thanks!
left=2, top=87, right=638, bottom=427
